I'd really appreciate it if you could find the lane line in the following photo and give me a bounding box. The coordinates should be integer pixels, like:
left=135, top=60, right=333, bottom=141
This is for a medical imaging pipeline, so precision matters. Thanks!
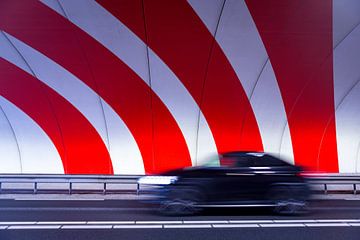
left=87, top=221, right=135, bottom=225
left=212, top=224, right=259, bottom=228
left=8, top=225, right=61, bottom=229
left=0, top=207, right=150, bottom=211
left=229, top=220, right=273, bottom=223
left=0, top=222, right=36, bottom=225
left=136, top=221, right=182, bottom=224
left=260, top=224, right=305, bottom=228
left=1, top=218, right=360, bottom=229
left=163, top=224, right=212, bottom=229
left=61, top=225, right=112, bottom=229
left=113, top=225, right=162, bottom=229
left=183, top=220, right=228, bottom=224
left=273, top=220, right=316, bottom=223
left=305, top=223, right=350, bottom=227
left=14, top=198, right=105, bottom=201
left=316, top=219, right=360, bottom=223
left=36, top=221, right=87, bottom=225
left=349, top=223, right=360, bottom=226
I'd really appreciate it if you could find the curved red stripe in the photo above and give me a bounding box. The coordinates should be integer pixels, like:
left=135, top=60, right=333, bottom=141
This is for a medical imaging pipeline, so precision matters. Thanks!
left=0, top=58, right=113, bottom=174
left=0, top=0, right=191, bottom=173
left=245, top=0, right=338, bottom=172
left=97, top=0, right=263, bottom=153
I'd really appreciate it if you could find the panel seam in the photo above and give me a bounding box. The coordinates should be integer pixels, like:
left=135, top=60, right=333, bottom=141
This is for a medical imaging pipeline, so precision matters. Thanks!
left=2, top=31, right=68, bottom=173
left=194, top=0, right=226, bottom=165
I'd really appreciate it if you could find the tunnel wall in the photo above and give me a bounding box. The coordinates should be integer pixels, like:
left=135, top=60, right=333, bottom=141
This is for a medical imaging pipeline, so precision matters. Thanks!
left=0, top=0, right=359, bottom=174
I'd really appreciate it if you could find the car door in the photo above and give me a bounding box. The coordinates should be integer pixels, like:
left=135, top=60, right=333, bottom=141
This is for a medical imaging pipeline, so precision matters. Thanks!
left=211, top=156, right=257, bottom=202
left=249, top=155, right=293, bottom=199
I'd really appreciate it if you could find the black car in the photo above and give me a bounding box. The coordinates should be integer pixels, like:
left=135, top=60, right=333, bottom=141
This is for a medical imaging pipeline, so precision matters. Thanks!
left=138, top=152, right=310, bottom=215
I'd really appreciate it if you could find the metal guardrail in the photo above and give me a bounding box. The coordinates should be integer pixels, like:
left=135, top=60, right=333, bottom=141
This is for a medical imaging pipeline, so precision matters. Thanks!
left=0, top=174, right=359, bottom=195
left=305, top=174, right=360, bottom=195
left=0, top=174, right=141, bottom=195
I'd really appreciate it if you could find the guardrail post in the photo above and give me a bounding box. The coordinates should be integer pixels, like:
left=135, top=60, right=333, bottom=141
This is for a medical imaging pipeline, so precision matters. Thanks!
left=137, top=183, right=139, bottom=195
left=324, top=184, right=327, bottom=194
left=34, top=182, right=37, bottom=194
left=0, top=182, right=2, bottom=194
left=354, top=184, right=357, bottom=195
left=69, top=182, right=72, bottom=195
left=103, top=182, right=106, bottom=195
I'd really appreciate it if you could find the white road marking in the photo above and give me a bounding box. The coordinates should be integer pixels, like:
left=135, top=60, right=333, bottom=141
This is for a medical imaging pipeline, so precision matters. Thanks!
left=61, top=225, right=112, bottom=229
left=305, top=223, right=350, bottom=227
left=1, top=219, right=360, bottom=230
left=212, top=224, right=259, bottom=228
left=316, top=219, right=360, bottom=223
left=0, top=222, right=36, bottom=225
left=0, top=207, right=148, bottom=211
left=114, top=225, right=162, bottom=229
left=183, top=220, right=228, bottom=224
left=37, top=221, right=86, bottom=225
left=273, top=220, right=316, bottom=223
left=87, top=221, right=134, bottom=225
left=260, top=224, right=305, bottom=228
left=136, top=221, right=182, bottom=224
left=349, top=223, right=360, bottom=226
left=15, top=198, right=105, bottom=201
left=8, top=225, right=61, bottom=229
left=229, top=220, right=273, bottom=223
left=164, top=224, right=212, bottom=229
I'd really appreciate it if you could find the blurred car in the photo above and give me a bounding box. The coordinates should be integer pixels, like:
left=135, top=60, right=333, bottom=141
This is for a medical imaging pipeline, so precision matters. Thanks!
left=138, top=152, right=310, bottom=215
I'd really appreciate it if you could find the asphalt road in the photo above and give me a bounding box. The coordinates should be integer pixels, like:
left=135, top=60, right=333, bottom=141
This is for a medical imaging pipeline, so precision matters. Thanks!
left=0, top=198, right=360, bottom=240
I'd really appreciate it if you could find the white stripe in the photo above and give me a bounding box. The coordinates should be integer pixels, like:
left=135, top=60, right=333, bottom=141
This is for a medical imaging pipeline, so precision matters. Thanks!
left=260, top=224, right=305, bottom=228
left=333, top=0, right=360, bottom=173
left=316, top=219, right=360, bottom=223
left=37, top=222, right=86, bottom=225
left=229, top=220, right=273, bottom=224
left=183, top=220, right=228, bottom=224
left=2, top=32, right=144, bottom=175
left=41, top=0, right=218, bottom=165
left=0, top=97, right=63, bottom=174
left=333, top=0, right=360, bottom=48
left=163, top=224, right=212, bottom=229
left=0, top=226, right=7, bottom=230
left=15, top=198, right=104, bottom=201
left=305, top=223, right=350, bottom=227
left=273, top=220, right=316, bottom=223
left=61, top=225, right=112, bottom=229
left=0, top=100, right=21, bottom=173
left=37, top=0, right=67, bottom=18
left=87, top=221, right=134, bottom=225
left=114, top=225, right=162, bottom=229
left=212, top=224, right=259, bottom=228
left=0, top=33, right=63, bottom=174
left=8, top=225, right=61, bottom=230
left=1, top=219, right=360, bottom=229
left=0, top=222, right=36, bottom=225
left=188, top=0, right=294, bottom=163
left=136, top=221, right=182, bottom=224
left=349, top=223, right=360, bottom=226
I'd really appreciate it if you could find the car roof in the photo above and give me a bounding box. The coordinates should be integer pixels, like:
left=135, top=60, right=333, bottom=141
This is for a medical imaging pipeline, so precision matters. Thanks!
left=221, top=151, right=266, bottom=158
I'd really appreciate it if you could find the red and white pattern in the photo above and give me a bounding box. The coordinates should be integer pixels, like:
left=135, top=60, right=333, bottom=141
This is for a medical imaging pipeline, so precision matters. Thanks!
left=0, top=0, right=359, bottom=174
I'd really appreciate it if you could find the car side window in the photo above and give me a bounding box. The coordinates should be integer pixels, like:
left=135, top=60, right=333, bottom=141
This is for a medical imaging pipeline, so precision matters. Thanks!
left=219, top=157, right=238, bottom=168
left=253, top=155, right=288, bottom=167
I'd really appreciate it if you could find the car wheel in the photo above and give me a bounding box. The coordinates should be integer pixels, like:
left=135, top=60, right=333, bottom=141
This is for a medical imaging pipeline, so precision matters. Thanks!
left=269, top=185, right=309, bottom=215
left=159, top=187, right=204, bottom=216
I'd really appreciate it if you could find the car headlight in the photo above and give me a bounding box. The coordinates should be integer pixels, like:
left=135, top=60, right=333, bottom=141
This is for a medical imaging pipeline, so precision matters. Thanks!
left=137, top=176, right=178, bottom=185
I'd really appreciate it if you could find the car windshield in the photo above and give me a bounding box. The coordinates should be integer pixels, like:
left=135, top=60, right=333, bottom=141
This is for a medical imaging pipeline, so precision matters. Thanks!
left=201, top=155, right=221, bottom=167
left=200, top=155, right=241, bottom=168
